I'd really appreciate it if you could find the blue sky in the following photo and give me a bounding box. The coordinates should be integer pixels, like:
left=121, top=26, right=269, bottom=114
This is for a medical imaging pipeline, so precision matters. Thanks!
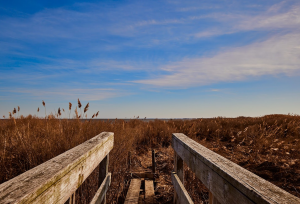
left=1, top=0, right=300, bottom=118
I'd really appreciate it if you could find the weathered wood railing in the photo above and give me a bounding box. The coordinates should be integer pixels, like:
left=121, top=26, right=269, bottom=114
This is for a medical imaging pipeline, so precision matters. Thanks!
left=172, top=133, right=300, bottom=204
left=0, top=132, right=114, bottom=204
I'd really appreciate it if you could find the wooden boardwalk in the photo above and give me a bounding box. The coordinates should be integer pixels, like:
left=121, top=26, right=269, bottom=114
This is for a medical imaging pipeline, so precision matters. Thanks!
left=0, top=132, right=299, bottom=204
left=124, top=150, right=156, bottom=204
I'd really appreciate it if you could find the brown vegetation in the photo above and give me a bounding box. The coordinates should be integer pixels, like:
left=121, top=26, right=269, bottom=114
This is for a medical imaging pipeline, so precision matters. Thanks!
left=0, top=104, right=300, bottom=203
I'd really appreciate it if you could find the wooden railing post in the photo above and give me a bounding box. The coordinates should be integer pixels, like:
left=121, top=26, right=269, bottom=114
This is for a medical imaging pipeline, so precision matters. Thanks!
left=174, top=152, right=184, bottom=204
left=152, top=149, right=156, bottom=174
left=99, top=154, right=109, bottom=204
left=209, top=192, right=221, bottom=204
left=64, top=193, right=75, bottom=204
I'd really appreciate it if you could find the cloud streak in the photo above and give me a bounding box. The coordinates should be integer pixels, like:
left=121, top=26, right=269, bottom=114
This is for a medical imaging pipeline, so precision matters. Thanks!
left=134, top=32, right=300, bottom=87
left=0, top=88, right=126, bottom=101
left=129, top=2, right=300, bottom=88
left=194, top=2, right=300, bottom=38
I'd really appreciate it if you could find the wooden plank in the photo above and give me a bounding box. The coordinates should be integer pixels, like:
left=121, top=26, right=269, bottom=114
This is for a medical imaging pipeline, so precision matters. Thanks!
left=90, top=173, right=111, bottom=204
left=98, top=154, right=109, bottom=204
left=172, top=133, right=300, bottom=204
left=0, top=132, right=114, bottom=204
left=209, top=191, right=221, bottom=204
left=124, top=179, right=142, bottom=204
left=145, top=180, right=155, bottom=204
left=171, top=172, right=194, bottom=204
left=64, top=192, right=75, bottom=204
left=174, top=152, right=183, bottom=204
left=126, top=173, right=158, bottom=180
left=70, top=193, right=75, bottom=204
left=174, top=152, right=184, bottom=183
left=138, top=194, right=144, bottom=204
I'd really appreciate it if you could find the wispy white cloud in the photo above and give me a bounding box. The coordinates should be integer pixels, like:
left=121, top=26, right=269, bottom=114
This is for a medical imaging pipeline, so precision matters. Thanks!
left=194, top=2, right=300, bottom=38
left=1, top=0, right=300, bottom=91
left=130, top=2, right=300, bottom=88
left=0, top=88, right=127, bottom=101
left=134, top=32, right=300, bottom=87
left=210, top=89, right=220, bottom=92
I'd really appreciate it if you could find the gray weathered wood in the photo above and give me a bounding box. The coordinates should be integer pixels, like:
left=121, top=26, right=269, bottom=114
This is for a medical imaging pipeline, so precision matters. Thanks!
left=98, top=154, right=109, bottom=204
left=172, top=133, right=300, bottom=204
left=124, top=179, right=141, bottom=204
left=90, top=173, right=111, bottom=204
left=145, top=180, right=155, bottom=204
left=174, top=152, right=184, bottom=204
left=126, top=172, right=158, bottom=180
left=0, top=132, right=114, bottom=204
left=174, top=152, right=183, bottom=183
left=171, top=172, right=194, bottom=204
left=209, top=191, right=221, bottom=204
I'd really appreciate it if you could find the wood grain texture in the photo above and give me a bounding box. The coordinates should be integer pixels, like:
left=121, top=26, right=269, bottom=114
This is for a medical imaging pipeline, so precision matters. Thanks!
left=90, top=173, right=111, bottom=204
left=126, top=173, right=157, bottom=180
left=124, top=179, right=141, bottom=204
left=98, top=155, right=109, bottom=204
left=209, top=191, right=221, bottom=204
left=145, top=180, right=155, bottom=204
left=172, top=133, right=300, bottom=204
left=174, top=152, right=184, bottom=204
left=171, top=172, right=194, bottom=204
left=64, top=193, right=75, bottom=204
left=0, top=132, right=114, bottom=204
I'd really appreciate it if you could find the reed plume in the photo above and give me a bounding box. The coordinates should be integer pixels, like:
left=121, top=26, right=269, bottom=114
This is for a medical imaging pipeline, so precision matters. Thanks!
left=1, top=105, right=300, bottom=203
left=78, top=99, right=82, bottom=109
left=42, top=100, right=46, bottom=118
left=69, top=102, right=72, bottom=119
left=75, top=107, right=79, bottom=119
left=58, top=108, right=61, bottom=117
left=78, top=99, right=82, bottom=117
left=84, top=103, right=89, bottom=114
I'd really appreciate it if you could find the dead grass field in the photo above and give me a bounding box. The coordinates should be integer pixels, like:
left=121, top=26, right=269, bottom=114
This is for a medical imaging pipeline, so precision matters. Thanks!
left=1, top=106, right=300, bottom=203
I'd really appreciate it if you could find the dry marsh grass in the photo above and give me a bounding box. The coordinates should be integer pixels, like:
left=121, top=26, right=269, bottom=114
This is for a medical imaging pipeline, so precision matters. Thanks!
left=0, top=104, right=300, bottom=203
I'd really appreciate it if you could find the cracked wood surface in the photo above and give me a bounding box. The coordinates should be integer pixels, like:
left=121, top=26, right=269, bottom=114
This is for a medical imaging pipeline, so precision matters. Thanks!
left=124, top=179, right=141, bottom=204
left=145, top=180, right=155, bottom=204
left=0, top=132, right=114, bottom=204
left=172, top=133, right=300, bottom=204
